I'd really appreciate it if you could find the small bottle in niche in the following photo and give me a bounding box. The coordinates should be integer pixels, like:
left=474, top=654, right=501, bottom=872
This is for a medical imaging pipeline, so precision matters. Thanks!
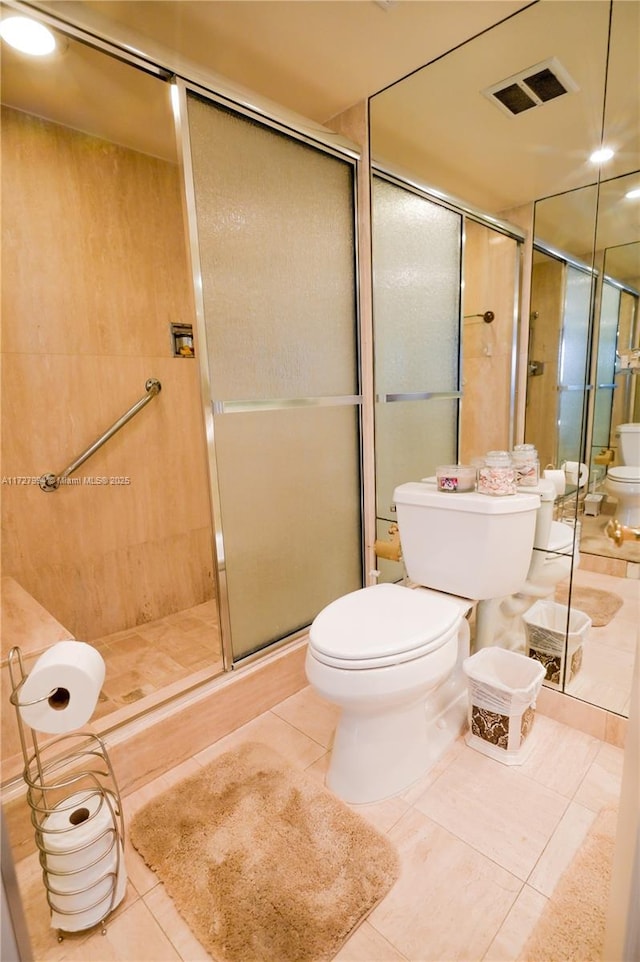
left=512, top=443, right=540, bottom=487
left=477, top=450, right=517, bottom=496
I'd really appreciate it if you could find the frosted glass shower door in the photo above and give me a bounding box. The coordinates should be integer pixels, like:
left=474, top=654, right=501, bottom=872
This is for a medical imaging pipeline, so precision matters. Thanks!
left=557, top=264, right=594, bottom=467
left=185, top=92, right=362, bottom=662
left=592, top=281, right=621, bottom=453
left=372, top=175, right=462, bottom=526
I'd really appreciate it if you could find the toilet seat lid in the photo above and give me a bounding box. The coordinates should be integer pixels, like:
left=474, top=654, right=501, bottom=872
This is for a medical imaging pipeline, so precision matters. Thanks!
left=608, top=465, right=640, bottom=482
left=309, top=583, right=466, bottom=668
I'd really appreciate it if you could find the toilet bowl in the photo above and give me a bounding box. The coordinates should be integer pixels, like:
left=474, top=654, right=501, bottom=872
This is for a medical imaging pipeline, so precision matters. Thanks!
left=306, top=484, right=540, bottom=803
left=606, top=423, right=640, bottom=526
left=605, top=465, right=640, bottom=526
left=307, top=583, right=469, bottom=803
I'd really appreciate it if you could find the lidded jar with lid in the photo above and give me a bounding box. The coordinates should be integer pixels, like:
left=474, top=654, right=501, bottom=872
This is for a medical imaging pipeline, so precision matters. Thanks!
left=512, top=443, right=540, bottom=486
left=477, top=450, right=517, bottom=496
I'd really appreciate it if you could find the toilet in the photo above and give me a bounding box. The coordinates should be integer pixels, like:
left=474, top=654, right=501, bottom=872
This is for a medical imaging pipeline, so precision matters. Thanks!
left=305, top=483, right=540, bottom=803
left=476, top=478, right=579, bottom=651
left=605, top=422, right=640, bottom=526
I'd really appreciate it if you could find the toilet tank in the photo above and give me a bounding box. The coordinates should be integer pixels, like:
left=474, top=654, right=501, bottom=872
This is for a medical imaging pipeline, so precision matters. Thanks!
left=393, top=482, right=540, bottom=600
left=616, top=423, right=640, bottom=465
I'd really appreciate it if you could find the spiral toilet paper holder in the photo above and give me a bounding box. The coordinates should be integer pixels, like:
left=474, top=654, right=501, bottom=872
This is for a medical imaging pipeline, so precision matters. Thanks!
left=7, top=646, right=126, bottom=941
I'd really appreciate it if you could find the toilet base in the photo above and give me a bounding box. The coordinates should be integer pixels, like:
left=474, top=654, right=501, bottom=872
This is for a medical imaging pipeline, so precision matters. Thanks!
left=326, top=671, right=468, bottom=805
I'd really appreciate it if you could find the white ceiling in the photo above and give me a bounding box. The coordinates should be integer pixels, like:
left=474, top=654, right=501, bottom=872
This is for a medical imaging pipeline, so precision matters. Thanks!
left=1, top=0, right=638, bottom=287
left=39, top=0, right=529, bottom=123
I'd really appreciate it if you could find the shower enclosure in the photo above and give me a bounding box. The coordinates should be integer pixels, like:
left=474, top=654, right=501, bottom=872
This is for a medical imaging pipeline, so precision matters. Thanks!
left=527, top=247, right=595, bottom=472
left=0, top=10, right=363, bottom=786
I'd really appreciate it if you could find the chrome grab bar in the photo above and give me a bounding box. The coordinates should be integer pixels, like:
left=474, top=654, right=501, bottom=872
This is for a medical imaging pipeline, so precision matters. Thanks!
left=39, top=378, right=161, bottom=492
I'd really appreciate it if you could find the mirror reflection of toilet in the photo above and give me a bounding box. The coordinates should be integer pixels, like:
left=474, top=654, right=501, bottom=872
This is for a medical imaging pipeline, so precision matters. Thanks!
left=305, top=483, right=540, bottom=804
left=606, top=423, right=640, bottom=527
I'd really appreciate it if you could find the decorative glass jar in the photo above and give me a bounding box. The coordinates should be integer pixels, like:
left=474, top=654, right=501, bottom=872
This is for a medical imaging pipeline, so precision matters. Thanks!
left=512, top=443, right=540, bottom=487
left=477, top=450, right=517, bottom=496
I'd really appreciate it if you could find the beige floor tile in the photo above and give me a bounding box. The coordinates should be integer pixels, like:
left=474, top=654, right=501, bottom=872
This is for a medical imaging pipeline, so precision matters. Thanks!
left=517, top=714, right=601, bottom=797
left=573, top=740, right=625, bottom=812
left=347, top=792, right=412, bottom=837
left=193, top=708, right=326, bottom=770
left=370, top=808, right=520, bottom=962
left=15, top=849, right=138, bottom=962
left=144, top=884, right=211, bottom=961
left=483, top=884, right=548, bottom=962
left=566, top=651, right=632, bottom=716
left=527, top=801, right=596, bottom=896
left=104, top=632, right=155, bottom=658
left=413, top=747, right=568, bottom=880
left=334, top=920, right=410, bottom=961
left=400, top=735, right=467, bottom=806
left=53, top=899, right=181, bottom=961
left=270, top=684, right=340, bottom=748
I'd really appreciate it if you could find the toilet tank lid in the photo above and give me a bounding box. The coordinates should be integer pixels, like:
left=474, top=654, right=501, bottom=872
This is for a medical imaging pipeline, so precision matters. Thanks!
left=617, top=423, right=640, bottom=433
left=393, top=482, right=540, bottom=514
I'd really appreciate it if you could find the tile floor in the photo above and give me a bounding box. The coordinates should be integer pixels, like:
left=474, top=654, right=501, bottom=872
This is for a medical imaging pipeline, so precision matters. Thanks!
left=91, top=600, right=224, bottom=722
left=564, top=567, right=638, bottom=716
left=15, top=685, right=625, bottom=962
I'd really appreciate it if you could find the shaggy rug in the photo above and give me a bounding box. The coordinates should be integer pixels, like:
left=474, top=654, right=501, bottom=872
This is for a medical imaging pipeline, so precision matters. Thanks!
left=520, top=805, right=617, bottom=962
left=130, top=741, right=399, bottom=962
left=554, top=585, right=623, bottom=627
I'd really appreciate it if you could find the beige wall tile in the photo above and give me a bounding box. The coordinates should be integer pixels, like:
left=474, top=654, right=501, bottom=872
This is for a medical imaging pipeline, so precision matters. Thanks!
left=536, top=685, right=607, bottom=740
left=1, top=107, right=215, bottom=642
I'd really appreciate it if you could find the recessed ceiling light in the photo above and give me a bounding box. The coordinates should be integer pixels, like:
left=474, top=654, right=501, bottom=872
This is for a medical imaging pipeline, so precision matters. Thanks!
left=589, top=147, right=614, bottom=164
left=624, top=187, right=640, bottom=200
left=0, top=16, right=56, bottom=56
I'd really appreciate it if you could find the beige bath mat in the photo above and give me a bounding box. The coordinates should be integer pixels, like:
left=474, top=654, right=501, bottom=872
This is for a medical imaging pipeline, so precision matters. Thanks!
left=520, top=805, right=617, bottom=961
left=130, top=741, right=399, bottom=962
left=555, top=585, right=623, bottom=627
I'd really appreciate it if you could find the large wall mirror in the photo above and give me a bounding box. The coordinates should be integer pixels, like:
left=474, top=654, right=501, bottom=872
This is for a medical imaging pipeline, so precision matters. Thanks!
left=369, top=0, right=638, bottom=717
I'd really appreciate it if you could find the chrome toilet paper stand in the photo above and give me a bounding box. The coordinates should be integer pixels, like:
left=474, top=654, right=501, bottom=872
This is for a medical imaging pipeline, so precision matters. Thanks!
left=8, top=646, right=126, bottom=941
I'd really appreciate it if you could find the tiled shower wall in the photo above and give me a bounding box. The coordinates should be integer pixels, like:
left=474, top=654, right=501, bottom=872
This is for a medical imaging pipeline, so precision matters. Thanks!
left=1, top=107, right=215, bottom=641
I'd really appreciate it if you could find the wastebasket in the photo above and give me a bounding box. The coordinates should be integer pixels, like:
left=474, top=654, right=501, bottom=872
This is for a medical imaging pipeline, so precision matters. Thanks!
left=522, top=600, right=591, bottom=690
left=463, top=647, right=546, bottom=764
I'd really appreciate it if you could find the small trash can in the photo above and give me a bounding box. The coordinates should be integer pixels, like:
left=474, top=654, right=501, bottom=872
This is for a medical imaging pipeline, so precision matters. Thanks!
left=522, top=600, right=591, bottom=690
left=463, top=647, right=546, bottom=765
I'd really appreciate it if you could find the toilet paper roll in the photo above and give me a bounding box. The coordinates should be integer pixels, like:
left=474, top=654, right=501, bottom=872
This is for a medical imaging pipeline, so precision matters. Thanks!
left=18, top=641, right=105, bottom=734
left=43, top=791, right=127, bottom=932
left=561, top=461, right=589, bottom=489
left=543, top=469, right=566, bottom=497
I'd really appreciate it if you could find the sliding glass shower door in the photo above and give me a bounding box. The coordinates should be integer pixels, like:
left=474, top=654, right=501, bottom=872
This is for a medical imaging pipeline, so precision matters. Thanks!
left=371, top=174, right=462, bottom=581
left=181, top=89, right=363, bottom=662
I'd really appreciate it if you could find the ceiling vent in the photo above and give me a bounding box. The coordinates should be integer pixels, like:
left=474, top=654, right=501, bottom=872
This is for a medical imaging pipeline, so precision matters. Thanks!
left=482, top=58, right=579, bottom=117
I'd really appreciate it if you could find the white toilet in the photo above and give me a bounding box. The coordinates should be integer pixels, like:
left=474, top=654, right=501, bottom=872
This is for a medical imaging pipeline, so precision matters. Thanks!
left=606, top=422, right=640, bottom=526
left=305, top=483, right=540, bottom=803
left=476, top=478, right=579, bottom=651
